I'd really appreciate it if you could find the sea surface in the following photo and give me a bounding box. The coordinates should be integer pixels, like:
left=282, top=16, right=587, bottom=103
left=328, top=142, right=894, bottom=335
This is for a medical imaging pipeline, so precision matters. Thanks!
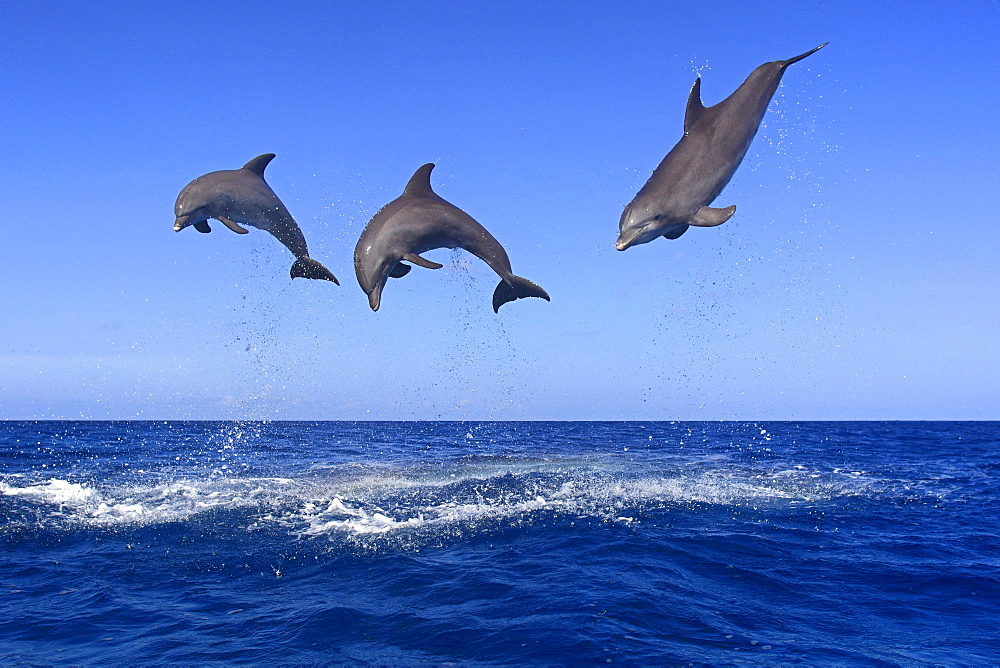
left=0, top=421, right=997, bottom=664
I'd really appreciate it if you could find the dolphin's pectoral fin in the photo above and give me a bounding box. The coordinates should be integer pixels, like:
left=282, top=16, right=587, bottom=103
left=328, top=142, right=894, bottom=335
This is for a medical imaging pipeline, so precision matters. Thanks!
left=194, top=220, right=212, bottom=234
left=403, top=253, right=443, bottom=270
left=690, top=205, right=736, bottom=227
left=684, top=77, right=706, bottom=135
left=492, top=275, right=550, bottom=313
left=290, top=256, right=339, bottom=284
left=217, top=217, right=250, bottom=234
left=389, top=262, right=412, bottom=278
left=663, top=224, right=689, bottom=240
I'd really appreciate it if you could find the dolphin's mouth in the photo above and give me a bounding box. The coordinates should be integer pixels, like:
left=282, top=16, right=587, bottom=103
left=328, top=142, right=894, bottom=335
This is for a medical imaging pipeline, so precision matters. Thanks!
left=174, top=214, right=192, bottom=231
left=617, top=213, right=659, bottom=251
left=615, top=231, right=642, bottom=251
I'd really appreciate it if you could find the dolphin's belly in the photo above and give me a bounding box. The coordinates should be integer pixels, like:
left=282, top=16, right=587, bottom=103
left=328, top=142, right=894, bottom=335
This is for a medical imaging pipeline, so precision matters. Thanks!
left=233, top=211, right=272, bottom=231
left=409, top=229, right=460, bottom=255
left=643, top=133, right=752, bottom=216
left=224, top=197, right=308, bottom=257
left=222, top=195, right=279, bottom=230
left=396, top=211, right=512, bottom=276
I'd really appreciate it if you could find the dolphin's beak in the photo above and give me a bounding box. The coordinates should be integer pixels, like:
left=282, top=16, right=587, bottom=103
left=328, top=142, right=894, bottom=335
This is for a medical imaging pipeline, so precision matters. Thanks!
left=615, top=235, right=634, bottom=251
left=368, top=288, right=381, bottom=312
left=616, top=204, right=638, bottom=250
left=174, top=214, right=192, bottom=232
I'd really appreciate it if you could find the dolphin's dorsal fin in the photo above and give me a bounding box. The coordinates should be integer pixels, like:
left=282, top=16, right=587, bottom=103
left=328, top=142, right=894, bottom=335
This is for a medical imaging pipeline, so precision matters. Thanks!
left=684, top=77, right=706, bottom=135
left=690, top=204, right=736, bottom=227
left=242, top=153, right=276, bottom=176
left=404, top=163, right=436, bottom=195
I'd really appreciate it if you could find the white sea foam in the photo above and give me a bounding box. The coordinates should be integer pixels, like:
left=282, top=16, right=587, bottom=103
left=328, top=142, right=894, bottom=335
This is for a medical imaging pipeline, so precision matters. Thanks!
left=0, top=478, right=97, bottom=505
left=290, top=465, right=869, bottom=538
left=0, top=461, right=874, bottom=535
left=295, top=491, right=560, bottom=537
left=0, top=477, right=295, bottom=527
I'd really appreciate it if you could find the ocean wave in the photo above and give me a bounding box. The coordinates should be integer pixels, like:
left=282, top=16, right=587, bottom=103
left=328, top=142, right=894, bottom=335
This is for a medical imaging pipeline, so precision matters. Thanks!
left=0, top=476, right=292, bottom=527
left=0, top=459, right=880, bottom=537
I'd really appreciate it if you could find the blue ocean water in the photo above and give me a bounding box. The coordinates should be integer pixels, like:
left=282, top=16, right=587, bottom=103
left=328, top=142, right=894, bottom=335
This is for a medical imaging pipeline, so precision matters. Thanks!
left=1, top=421, right=997, bottom=664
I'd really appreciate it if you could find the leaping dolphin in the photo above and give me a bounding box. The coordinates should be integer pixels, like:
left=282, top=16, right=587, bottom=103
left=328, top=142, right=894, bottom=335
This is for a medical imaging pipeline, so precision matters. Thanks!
left=174, top=154, right=339, bottom=284
left=616, top=43, right=827, bottom=251
left=354, top=163, right=549, bottom=312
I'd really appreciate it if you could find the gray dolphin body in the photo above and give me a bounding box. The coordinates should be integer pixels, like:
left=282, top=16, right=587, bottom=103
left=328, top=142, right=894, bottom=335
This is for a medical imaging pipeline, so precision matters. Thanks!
left=354, top=163, right=549, bottom=312
left=174, top=154, right=339, bottom=283
left=616, top=43, right=827, bottom=251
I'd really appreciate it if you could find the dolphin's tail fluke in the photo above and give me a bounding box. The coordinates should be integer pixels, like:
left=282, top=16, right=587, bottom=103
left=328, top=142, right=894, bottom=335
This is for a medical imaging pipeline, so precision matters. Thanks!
left=290, top=257, right=340, bottom=284
left=492, top=275, right=550, bottom=313
left=783, top=42, right=828, bottom=67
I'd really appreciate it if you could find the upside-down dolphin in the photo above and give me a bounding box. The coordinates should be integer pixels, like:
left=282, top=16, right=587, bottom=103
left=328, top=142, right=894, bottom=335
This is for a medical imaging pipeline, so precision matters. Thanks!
left=174, top=154, right=339, bottom=283
left=616, top=43, right=827, bottom=251
left=354, top=163, right=549, bottom=312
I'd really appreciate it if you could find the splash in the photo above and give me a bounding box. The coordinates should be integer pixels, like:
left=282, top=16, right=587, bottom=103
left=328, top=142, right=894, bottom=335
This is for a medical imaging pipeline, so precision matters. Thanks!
left=1, top=458, right=884, bottom=539
left=1, top=478, right=96, bottom=505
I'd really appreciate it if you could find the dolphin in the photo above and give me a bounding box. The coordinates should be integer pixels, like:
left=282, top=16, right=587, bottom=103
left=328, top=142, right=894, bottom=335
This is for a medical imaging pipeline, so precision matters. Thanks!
left=616, top=43, right=827, bottom=251
left=354, top=163, right=549, bottom=312
left=174, top=154, right=339, bottom=284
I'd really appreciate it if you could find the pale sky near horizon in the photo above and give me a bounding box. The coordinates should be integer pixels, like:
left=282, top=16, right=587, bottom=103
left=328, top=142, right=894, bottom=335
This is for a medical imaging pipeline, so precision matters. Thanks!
left=1, top=1, right=998, bottom=420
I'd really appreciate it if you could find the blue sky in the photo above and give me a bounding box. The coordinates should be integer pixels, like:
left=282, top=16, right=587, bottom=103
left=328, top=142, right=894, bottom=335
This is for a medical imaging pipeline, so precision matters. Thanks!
left=1, top=1, right=997, bottom=420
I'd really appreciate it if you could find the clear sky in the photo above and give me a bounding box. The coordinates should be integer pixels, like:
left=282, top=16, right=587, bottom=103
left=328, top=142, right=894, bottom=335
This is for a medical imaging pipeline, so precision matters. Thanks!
left=1, top=1, right=997, bottom=420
